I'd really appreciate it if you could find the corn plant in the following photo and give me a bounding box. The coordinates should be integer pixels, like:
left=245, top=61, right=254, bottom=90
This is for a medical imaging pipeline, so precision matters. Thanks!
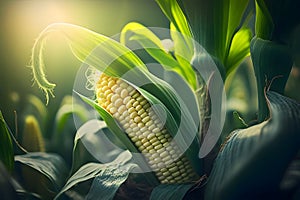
left=1, top=0, right=300, bottom=199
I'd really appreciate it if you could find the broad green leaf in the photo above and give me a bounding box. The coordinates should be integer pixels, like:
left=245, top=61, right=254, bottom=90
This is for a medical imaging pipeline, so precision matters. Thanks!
left=71, top=119, right=125, bottom=172
left=205, top=91, right=300, bottom=200
left=86, top=166, right=134, bottom=200
left=225, top=28, right=252, bottom=75
left=250, top=37, right=293, bottom=121
left=55, top=151, right=136, bottom=199
left=120, top=22, right=196, bottom=89
left=0, top=111, right=14, bottom=172
left=15, top=152, right=68, bottom=192
left=150, top=183, right=194, bottom=200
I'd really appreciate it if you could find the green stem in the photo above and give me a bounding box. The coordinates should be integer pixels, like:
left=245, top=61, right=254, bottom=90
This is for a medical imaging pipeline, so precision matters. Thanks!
left=250, top=37, right=293, bottom=122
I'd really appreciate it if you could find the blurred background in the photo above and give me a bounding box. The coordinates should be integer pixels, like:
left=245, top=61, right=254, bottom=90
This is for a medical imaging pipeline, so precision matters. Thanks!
left=0, top=0, right=169, bottom=129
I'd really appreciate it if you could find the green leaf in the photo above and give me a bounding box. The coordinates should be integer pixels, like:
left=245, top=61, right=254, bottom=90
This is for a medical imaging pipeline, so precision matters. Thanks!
left=155, top=0, right=192, bottom=39
left=149, top=64, right=200, bottom=133
left=150, top=183, right=194, bottom=200
left=55, top=102, right=88, bottom=133
left=15, top=152, right=68, bottom=192
left=169, top=23, right=197, bottom=89
left=176, top=0, right=250, bottom=74
left=250, top=37, right=293, bottom=121
left=55, top=151, right=136, bottom=199
left=225, top=28, right=252, bottom=75
left=120, top=22, right=196, bottom=89
left=86, top=166, right=133, bottom=200
left=155, top=0, right=196, bottom=87
left=280, top=156, right=300, bottom=198
left=205, top=91, right=300, bottom=200
left=30, top=23, right=147, bottom=104
left=255, top=0, right=274, bottom=39
left=255, top=0, right=300, bottom=41
left=71, top=119, right=125, bottom=172
left=0, top=111, right=14, bottom=172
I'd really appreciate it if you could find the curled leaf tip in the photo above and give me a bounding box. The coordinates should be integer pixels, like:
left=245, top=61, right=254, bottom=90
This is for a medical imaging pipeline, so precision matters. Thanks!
left=30, top=24, right=59, bottom=104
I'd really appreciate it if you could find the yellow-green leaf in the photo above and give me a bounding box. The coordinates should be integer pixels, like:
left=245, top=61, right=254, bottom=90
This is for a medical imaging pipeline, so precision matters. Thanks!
left=225, top=28, right=252, bottom=75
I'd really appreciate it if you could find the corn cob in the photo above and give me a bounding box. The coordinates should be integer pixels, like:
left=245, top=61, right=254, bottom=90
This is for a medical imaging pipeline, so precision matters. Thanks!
left=22, top=115, right=45, bottom=152
left=96, top=73, right=199, bottom=184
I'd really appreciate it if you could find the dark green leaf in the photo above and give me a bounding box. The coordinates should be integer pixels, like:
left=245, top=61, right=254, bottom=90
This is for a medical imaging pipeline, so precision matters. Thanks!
left=15, top=152, right=68, bottom=192
left=55, top=151, right=136, bottom=199
left=250, top=37, right=293, bottom=121
left=255, top=0, right=300, bottom=42
left=255, top=0, right=274, bottom=39
left=71, top=119, right=124, bottom=172
left=86, top=166, right=133, bottom=200
left=0, top=111, right=14, bottom=172
left=205, top=91, right=300, bottom=200
left=280, top=154, right=300, bottom=198
left=150, top=183, right=194, bottom=200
